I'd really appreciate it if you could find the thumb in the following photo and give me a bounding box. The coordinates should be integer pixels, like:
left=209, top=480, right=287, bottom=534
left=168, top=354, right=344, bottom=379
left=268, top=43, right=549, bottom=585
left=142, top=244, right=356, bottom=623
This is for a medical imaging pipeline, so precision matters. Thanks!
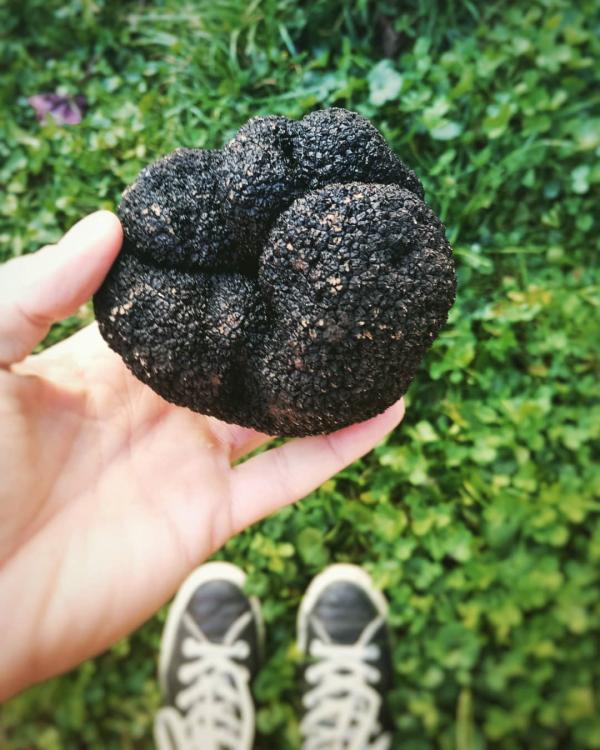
left=0, top=211, right=122, bottom=366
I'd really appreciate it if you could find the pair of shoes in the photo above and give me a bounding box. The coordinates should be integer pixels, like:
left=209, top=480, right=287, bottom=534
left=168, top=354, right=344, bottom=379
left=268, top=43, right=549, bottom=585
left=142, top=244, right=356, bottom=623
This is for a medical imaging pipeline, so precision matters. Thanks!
left=154, top=562, right=393, bottom=750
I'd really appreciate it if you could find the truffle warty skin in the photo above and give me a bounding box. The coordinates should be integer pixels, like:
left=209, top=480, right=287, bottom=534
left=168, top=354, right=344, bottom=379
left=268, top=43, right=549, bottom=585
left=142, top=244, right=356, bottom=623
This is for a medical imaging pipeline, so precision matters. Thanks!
left=94, top=108, right=456, bottom=436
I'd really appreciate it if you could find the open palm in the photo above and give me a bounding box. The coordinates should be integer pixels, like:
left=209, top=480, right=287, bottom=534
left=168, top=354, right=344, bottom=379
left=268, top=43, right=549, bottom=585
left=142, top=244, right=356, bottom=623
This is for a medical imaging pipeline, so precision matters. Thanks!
left=0, top=212, right=404, bottom=700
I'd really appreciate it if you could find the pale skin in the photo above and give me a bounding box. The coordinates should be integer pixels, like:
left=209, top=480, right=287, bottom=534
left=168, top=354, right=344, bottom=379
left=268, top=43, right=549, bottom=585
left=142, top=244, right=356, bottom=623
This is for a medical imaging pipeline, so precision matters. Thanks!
left=0, top=211, right=405, bottom=701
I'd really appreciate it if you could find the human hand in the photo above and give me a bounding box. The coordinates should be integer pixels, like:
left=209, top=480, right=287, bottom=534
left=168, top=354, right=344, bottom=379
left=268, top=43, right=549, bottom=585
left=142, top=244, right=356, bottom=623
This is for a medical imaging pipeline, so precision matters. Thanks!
left=0, top=212, right=404, bottom=700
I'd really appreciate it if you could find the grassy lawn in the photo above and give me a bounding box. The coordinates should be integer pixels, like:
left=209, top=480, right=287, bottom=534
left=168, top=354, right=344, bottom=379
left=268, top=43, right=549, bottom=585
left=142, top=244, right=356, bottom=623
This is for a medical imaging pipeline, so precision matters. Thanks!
left=1, top=0, right=599, bottom=747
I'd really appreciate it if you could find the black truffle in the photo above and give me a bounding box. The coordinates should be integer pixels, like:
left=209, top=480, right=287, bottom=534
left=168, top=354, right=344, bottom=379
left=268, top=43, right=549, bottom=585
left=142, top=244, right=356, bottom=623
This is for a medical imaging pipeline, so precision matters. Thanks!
left=94, top=108, right=456, bottom=436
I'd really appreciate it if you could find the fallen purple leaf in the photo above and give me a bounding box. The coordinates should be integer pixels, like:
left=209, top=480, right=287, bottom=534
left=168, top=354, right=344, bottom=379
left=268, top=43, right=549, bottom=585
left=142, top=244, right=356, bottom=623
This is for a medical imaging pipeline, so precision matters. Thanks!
left=28, top=93, right=87, bottom=126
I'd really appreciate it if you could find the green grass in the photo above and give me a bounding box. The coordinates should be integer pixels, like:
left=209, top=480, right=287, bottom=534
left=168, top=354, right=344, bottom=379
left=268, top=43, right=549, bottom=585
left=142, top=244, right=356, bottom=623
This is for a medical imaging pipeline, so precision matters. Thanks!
left=1, top=0, right=599, bottom=747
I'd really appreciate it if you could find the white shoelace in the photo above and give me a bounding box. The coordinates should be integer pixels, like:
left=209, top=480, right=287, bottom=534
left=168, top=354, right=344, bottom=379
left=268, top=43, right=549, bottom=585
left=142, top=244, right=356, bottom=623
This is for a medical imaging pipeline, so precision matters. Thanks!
left=154, top=611, right=255, bottom=750
left=301, top=616, right=391, bottom=750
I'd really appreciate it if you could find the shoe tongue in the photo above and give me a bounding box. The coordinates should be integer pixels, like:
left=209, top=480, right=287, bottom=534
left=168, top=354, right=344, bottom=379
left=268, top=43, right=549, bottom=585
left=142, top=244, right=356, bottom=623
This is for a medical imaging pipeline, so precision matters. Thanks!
left=311, top=582, right=378, bottom=645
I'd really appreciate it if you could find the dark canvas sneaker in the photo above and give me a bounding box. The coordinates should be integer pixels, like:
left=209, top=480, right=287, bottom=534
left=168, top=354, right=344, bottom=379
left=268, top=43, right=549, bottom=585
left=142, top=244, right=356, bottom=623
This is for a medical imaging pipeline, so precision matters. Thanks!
left=297, top=564, right=393, bottom=750
left=154, top=562, right=264, bottom=750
